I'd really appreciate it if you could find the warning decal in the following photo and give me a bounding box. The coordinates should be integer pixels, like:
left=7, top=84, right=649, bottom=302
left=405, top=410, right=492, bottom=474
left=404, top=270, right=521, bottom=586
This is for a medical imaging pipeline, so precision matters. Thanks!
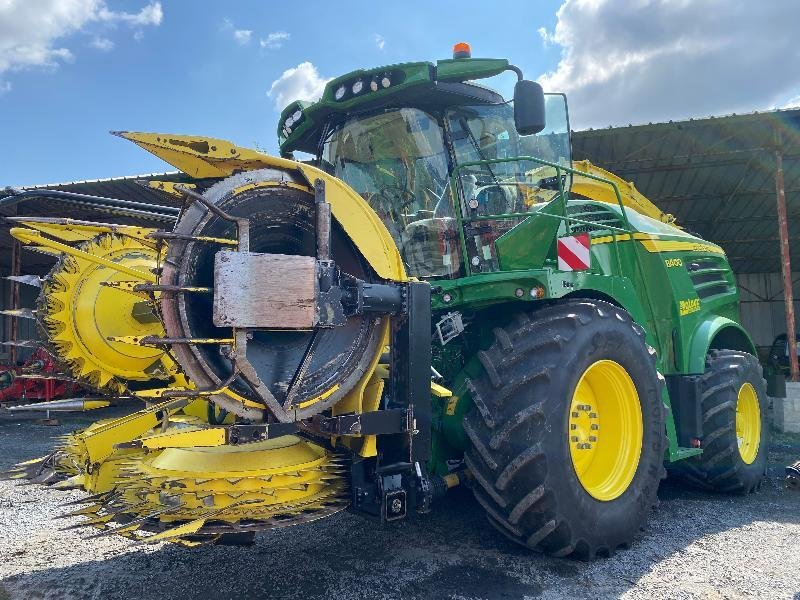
left=557, top=233, right=591, bottom=271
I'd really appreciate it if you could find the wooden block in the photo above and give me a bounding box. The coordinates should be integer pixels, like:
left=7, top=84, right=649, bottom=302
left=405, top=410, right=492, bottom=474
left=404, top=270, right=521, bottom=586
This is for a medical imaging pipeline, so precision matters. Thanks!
left=213, top=251, right=318, bottom=329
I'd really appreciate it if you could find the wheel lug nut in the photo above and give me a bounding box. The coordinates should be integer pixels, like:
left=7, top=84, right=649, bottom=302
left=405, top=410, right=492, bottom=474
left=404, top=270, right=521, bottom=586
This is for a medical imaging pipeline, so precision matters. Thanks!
left=570, top=424, right=577, bottom=430
left=589, top=436, right=597, bottom=442
left=591, top=424, right=599, bottom=430
left=570, top=436, right=579, bottom=442
left=589, top=412, right=597, bottom=418
left=571, top=411, right=579, bottom=417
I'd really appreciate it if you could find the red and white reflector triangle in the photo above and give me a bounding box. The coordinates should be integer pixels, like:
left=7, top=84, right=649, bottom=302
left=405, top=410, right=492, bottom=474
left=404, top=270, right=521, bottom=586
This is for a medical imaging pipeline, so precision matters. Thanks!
left=557, top=233, right=591, bottom=271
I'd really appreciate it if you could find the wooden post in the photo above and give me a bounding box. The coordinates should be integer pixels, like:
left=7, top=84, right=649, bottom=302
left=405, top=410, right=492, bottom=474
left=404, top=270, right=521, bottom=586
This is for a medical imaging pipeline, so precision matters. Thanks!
left=775, top=146, right=799, bottom=381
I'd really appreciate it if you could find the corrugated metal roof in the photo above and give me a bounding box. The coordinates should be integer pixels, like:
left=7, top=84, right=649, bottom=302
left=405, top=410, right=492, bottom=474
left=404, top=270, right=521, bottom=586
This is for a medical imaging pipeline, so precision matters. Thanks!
left=573, top=108, right=800, bottom=274
left=0, top=171, right=189, bottom=275
left=14, top=170, right=187, bottom=207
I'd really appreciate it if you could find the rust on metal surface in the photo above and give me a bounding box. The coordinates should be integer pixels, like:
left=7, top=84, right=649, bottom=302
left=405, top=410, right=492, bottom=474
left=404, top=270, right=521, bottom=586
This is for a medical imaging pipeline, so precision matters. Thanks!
left=134, top=283, right=212, bottom=294
left=175, top=185, right=250, bottom=252
left=146, top=231, right=237, bottom=246
left=315, top=179, right=331, bottom=261
left=775, top=144, right=798, bottom=381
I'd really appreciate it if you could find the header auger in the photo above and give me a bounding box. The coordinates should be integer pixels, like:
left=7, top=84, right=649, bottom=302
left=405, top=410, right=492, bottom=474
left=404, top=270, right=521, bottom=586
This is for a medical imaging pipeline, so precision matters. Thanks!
left=5, top=45, right=768, bottom=558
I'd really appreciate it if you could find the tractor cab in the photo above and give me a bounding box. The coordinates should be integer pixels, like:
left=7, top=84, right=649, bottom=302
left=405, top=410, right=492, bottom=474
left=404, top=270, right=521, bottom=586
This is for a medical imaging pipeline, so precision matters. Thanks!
left=278, top=47, right=571, bottom=279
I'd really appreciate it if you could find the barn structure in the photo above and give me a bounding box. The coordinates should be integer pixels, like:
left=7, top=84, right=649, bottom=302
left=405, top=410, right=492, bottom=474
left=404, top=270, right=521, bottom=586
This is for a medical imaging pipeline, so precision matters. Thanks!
left=572, top=108, right=800, bottom=379
left=2, top=108, right=800, bottom=380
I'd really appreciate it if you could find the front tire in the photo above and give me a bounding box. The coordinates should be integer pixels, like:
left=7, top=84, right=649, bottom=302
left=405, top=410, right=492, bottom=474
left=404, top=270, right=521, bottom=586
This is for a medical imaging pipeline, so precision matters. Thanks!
left=677, top=350, right=768, bottom=493
left=464, top=300, right=666, bottom=559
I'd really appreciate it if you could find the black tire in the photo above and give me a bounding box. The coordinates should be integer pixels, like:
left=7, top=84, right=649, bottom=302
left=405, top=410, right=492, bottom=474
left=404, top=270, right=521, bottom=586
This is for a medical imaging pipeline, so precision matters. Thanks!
left=676, top=349, right=768, bottom=493
left=463, top=299, right=666, bottom=559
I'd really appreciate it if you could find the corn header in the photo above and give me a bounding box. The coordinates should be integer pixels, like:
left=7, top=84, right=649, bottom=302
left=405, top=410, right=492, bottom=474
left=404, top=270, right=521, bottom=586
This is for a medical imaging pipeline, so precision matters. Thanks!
left=4, top=44, right=768, bottom=558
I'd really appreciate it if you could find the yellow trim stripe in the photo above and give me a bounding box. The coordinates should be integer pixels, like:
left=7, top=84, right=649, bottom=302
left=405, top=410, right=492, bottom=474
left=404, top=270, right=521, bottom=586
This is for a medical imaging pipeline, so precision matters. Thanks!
left=591, top=233, right=725, bottom=256
left=295, top=384, right=340, bottom=409
left=639, top=239, right=725, bottom=255
left=231, top=181, right=313, bottom=196
left=591, top=233, right=651, bottom=244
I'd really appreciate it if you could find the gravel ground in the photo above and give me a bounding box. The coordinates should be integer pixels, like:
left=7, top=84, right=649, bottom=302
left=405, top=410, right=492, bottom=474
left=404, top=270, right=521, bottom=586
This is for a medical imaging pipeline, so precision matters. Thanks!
left=0, top=407, right=799, bottom=600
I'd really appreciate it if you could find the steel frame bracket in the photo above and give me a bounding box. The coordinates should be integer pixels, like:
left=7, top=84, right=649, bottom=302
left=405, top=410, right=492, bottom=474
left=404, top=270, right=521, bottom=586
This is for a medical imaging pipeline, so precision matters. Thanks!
left=226, top=422, right=299, bottom=445
left=312, top=409, right=412, bottom=437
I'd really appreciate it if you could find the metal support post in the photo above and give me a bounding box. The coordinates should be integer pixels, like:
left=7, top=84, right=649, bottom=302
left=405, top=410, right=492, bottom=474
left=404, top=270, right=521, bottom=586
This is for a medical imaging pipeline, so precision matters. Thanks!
left=775, top=145, right=799, bottom=381
left=7, top=236, right=21, bottom=365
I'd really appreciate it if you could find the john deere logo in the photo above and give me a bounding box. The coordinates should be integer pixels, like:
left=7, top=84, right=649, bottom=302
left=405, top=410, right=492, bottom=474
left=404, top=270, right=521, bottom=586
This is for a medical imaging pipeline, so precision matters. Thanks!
left=679, top=298, right=701, bottom=316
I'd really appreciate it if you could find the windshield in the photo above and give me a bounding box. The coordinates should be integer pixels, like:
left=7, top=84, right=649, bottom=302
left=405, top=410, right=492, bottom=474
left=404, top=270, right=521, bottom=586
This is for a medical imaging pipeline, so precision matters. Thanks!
left=445, top=94, right=571, bottom=272
left=322, top=108, right=461, bottom=278
left=320, top=96, right=573, bottom=278
left=446, top=94, right=571, bottom=214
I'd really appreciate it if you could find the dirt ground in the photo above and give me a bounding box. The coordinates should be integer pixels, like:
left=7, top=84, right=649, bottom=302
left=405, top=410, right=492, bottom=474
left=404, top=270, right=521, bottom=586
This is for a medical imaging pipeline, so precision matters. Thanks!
left=0, top=407, right=798, bottom=600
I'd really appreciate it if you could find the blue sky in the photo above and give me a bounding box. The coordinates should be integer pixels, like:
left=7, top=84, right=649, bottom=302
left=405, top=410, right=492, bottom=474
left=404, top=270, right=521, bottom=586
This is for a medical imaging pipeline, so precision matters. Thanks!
left=2, top=1, right=798, bottom=186
left=0, top=0, right=562, bottom=185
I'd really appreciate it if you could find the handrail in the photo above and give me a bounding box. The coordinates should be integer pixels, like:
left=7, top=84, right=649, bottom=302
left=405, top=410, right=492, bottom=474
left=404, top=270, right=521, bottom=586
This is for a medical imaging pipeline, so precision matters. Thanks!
left=447, top=153, right=662, bottom=353
left=449, top=154, right=635, bottom=276
left=453, top=155, right=632, bottom=222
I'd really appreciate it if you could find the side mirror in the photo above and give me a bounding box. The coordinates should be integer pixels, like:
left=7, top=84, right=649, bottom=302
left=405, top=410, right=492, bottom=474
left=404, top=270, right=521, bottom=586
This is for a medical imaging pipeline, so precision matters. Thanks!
left=514, top=80, right=546, bottom=136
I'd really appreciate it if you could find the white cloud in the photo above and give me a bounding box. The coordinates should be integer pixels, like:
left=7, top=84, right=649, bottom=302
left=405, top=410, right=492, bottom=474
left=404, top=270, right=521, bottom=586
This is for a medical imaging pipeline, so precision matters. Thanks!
left=782, top=94, right=800, bottom=109
left=373, top=33, right=385, bottom=51
left=267, top=61, right=331, bottom=110
left=233, top=29, right=252, bottom=45
left=224, top=22, right=289, bottom=50
left=97, top=1, right=162, bottom=26
left=90, top=36, right=114, bottom=51
left=538, top=0, right=800, bottom=129
left=0, top=1, right=163, bottom=85
left=260, top=31, right=290, bottom=50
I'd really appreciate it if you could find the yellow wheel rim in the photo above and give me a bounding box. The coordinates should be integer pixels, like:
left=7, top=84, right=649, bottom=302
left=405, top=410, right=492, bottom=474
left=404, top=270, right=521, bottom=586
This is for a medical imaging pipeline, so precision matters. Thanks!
left=568, top=360, right=643, bottom=501
left=736, top=382, right=761, bottom=464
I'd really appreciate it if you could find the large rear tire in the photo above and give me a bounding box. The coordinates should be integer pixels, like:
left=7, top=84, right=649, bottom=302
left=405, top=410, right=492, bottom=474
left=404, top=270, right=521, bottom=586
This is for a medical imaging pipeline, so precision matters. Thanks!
left=676, top=349, right=768, bottom=493
left=464, top=300, right=666, bottom=559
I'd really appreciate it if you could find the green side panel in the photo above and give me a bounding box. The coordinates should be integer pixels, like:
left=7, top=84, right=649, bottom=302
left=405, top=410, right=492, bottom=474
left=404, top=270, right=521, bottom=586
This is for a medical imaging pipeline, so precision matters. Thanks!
left=429, top=355, right=483, bottom=477
left=622, top=238, right=751, bottom=375
left=685, top=317, right=756, bottom=373
left=495, top=197, right=562, bottom=270
left=429, top=429, right=456, bottom=476
left=430, top=356, right=483, bottom=475
left=435, top=58, right=510, bottom=82
left=440, top=355, right=483, bottom=451
left=432, top=273, right=549, bottom=311
left=663, top=386, right=679, bottom=460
